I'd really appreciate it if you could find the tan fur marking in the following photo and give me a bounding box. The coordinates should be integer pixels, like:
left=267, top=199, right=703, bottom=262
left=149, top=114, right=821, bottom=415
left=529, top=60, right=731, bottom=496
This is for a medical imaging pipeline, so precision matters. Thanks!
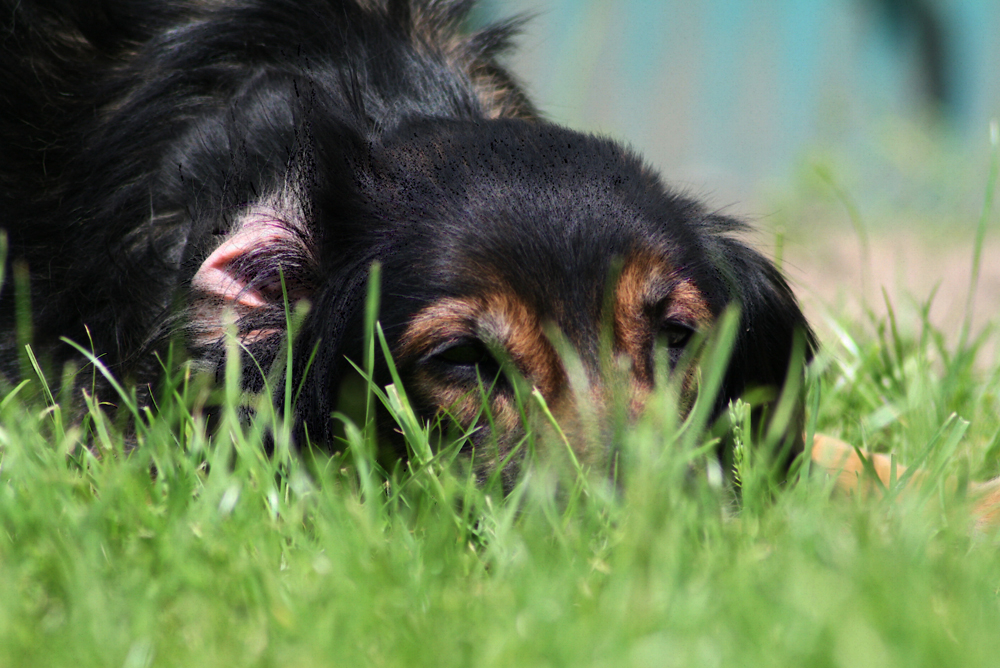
left=466, top=69, right=536, bottom=120
left=397, top=259, right=715, bottom=471
left=614, top=250, right=713, bottom=419
left=665, top=280, right=713, bottom=327
left=478, top=292, right=565, bottom=398
left=614, top=252, right=663, bottom=369
left=396, top=298, right=479, bottom=361
left=409, top=368, right=520, bottom=433
left=613, top=250, right=712, bottom=355
left=397, top=291, right=564, bottom=416
left=395, top=290, right=564, bottom=472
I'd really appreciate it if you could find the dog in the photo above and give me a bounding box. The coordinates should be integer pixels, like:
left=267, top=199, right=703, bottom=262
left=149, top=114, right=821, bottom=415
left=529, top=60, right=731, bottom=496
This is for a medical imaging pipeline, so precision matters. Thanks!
left=0, top=0, right=815, bottom=487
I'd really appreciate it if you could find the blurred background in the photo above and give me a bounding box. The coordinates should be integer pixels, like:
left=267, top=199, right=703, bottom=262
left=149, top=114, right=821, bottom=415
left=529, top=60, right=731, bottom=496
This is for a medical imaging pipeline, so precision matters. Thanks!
left=472, top=0, right=1000, bottom=347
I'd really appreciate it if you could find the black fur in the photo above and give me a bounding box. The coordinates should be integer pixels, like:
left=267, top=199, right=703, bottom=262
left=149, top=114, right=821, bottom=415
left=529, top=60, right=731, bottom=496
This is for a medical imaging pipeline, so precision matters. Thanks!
left=0, top=0, right=813, bottom=478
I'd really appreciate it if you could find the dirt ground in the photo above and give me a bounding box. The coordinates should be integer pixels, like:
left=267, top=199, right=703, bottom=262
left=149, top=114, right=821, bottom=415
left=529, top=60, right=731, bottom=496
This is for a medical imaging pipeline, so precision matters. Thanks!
left=782, top=230, right=1000, bottom=363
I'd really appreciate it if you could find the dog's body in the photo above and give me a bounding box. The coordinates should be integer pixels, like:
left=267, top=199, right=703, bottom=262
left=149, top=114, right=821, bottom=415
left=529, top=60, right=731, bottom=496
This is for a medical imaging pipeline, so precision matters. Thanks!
left=0, top=0, right=814, bottom=483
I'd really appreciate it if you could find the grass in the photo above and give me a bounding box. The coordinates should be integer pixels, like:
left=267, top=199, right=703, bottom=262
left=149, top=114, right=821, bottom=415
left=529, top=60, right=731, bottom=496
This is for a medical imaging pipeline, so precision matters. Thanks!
left=1, top=280, right=999, bottom=667
left=2, top=168, right=1000, bottom=666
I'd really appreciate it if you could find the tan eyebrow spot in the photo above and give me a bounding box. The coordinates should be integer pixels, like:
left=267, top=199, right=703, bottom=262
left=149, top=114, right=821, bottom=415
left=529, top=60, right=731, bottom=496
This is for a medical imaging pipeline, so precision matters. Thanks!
left=613, top=249, right=713, bottom=412
left=396, top=298, right=479, bottom=359
left=666, top=279, right=713, bottom=326
left=614, top=251, right=666, bottom=365
left=395, top=290, right=569, bottom=461
left=397, top=291, right=565, bottom=399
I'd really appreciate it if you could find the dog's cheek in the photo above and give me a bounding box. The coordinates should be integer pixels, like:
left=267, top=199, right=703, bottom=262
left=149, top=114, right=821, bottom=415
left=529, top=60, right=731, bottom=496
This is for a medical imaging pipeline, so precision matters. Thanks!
left=405, top=368, right=520, bottom=434
left=675, top=366, right=701, bottom=418
left=462, top=392, right=531, bottom=484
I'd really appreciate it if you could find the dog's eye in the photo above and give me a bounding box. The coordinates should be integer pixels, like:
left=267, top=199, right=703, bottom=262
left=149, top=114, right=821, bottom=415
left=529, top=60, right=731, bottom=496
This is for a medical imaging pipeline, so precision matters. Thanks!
left=431, top=340, right=499, bottom=371
left=660, top=321, right=694, bottom=348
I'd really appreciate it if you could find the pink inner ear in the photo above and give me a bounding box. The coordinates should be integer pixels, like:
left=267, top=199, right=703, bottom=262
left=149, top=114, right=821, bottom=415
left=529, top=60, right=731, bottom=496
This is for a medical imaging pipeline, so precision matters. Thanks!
left=192, top=223, right=289, bottom=308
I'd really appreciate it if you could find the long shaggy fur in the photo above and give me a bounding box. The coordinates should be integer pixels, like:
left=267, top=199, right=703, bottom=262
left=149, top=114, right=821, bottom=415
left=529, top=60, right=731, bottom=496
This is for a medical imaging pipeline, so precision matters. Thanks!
left=0, top=0, right=814, bottom=483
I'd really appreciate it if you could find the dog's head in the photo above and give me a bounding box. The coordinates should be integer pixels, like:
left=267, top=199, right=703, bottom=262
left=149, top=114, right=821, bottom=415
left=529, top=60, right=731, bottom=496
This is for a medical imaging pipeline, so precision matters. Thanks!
left=192, top=118, right=813, bottom=483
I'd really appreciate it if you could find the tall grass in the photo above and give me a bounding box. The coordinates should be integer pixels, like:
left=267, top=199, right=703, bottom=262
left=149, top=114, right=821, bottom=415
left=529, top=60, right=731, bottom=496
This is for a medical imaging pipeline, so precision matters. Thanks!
left=1, top=266, right=999, bottom=667
left=2, top=160, right=1000, bottom=666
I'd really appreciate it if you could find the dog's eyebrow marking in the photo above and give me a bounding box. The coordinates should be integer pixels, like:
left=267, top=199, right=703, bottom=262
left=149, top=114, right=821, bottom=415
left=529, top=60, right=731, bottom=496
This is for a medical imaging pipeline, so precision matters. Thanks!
left=665, top=280, right=713, bottom=325
left=609, top=250, right=714, bottom=422
left=614, top=249, right=713, bottom=376
left=397, top=291, right=565, bottom=397
left=396, top=291, right=567, bottom=442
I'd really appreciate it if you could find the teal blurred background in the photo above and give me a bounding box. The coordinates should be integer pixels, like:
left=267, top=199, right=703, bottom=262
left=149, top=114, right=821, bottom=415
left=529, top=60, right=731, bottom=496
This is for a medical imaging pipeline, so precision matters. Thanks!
left=472, top=0, right=1000, bottom=343
left=473, top=0, right=999, bottom=220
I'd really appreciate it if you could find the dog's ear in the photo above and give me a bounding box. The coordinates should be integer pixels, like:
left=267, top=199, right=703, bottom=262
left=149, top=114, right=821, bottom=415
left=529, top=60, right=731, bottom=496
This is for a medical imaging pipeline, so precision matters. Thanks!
left=706, top=232, right=815, bottom=472
left=190, top=216, right=318, bottom=330
left=185, top=114, right=380, bottom=446
left=267, top=127, right=384, bottom=447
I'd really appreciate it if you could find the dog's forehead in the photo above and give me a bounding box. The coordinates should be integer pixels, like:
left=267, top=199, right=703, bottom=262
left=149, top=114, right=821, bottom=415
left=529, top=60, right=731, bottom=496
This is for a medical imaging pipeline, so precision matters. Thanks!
left=378, top=123, right=692, bottom=285
left=369, top=119, right=719, bottom=346
left=388, top=215, right=698, bottom=346
left=388, top=188, right=677, bottom=331
left=440, top=224, right=671, bottom=319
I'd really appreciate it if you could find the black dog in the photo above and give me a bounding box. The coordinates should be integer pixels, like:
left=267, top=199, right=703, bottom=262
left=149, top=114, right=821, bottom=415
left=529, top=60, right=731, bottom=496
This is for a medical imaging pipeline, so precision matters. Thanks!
left=0, top=0, right=813, bottom=483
